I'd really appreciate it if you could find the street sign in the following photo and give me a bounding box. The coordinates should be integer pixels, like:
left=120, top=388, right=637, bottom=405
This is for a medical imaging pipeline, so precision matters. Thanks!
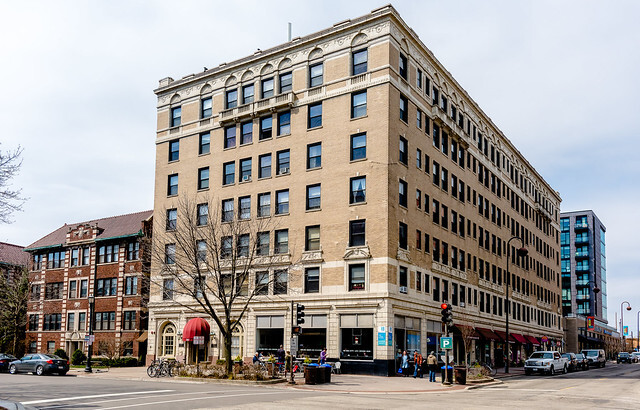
left=193, top=335, right=205, bottom=345
left=290, top=336, right=298, bottom=356
left=440, top=336, right=453, bottom=350
left=624, top=326, right=629, bottom=337
left=587, top=316, right=595, bottom=330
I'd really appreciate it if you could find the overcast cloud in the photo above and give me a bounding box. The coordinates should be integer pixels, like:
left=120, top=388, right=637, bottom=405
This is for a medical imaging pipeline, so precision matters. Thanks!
left=1, top=0, right=638, bottom=330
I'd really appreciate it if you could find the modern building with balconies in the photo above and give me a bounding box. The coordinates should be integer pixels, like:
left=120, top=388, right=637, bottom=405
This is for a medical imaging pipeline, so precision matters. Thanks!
left=149, top=5, right=563, bottom=375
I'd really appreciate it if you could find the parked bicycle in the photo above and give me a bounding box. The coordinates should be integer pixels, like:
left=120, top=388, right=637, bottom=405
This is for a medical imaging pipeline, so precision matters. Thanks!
left=479, top=361, right=497, bottom=377
left=147, top=358, right=179, bottom=378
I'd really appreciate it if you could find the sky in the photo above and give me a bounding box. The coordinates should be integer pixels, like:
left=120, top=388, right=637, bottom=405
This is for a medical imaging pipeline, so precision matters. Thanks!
left=1, top=0, right=639, bottom=331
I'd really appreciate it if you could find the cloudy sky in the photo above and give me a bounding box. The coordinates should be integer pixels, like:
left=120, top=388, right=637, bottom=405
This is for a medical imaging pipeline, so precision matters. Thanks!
left=1, top=0, right=639, bottom=330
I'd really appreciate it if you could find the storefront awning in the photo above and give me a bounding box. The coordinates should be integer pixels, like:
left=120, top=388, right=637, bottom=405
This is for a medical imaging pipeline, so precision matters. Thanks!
left=137, top=331, right=148, bottom=342
left=476, top=328, right=500, bottom=341
left=494, top=330, right=516, bottom=344
left=525, top=335, right=540, bottom=345
left=182, top=317, right=210, bottom=342
left=511, top=333, right=529, bottom=344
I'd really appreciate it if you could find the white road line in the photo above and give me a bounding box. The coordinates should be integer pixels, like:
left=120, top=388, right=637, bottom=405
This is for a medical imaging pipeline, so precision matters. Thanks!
left=100, top=391, right=292, bottom=409
left=38, top=390, right=240, bottom=409
left=22, top=390, right=175, bottom=405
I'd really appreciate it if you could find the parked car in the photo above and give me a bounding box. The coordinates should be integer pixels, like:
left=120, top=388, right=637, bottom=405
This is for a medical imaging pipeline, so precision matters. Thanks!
left=524, top=351, right=568, bottom=375
left=561, top=353, right=577, bottom=372
left=574, top=353, right=589, bottom=370
left=8, top=354, right=69, bottom=376
left=581, top=349, right=606, bottom=368
left=630, top=352, right=640, bottom=363
left=0, top=353, right=18, bottom=372
left=617, top=352, right=632, bottom=364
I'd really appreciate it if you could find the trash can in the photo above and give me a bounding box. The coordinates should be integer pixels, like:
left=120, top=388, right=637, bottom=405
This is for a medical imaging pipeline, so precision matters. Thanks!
left=440, top=365, right=453, bottom=383
left=315, top=364, right=326, bottom=384
left=322, top=364, right=332, bottom=383
left=454, top=366, right=467, bottom=385
left=305, top=364, right=318, bottom=385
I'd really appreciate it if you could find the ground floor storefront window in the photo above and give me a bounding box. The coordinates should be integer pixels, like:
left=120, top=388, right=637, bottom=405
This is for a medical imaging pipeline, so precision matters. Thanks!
left=298, top=315, right=327, bottom=358
left=256, top=315, right=284, bottom=356
left=340, top=314, right=373, bottom=360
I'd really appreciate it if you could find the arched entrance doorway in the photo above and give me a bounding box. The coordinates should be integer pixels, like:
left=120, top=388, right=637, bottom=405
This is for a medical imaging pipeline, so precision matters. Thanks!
left=158, top=322, right=176, bottom=358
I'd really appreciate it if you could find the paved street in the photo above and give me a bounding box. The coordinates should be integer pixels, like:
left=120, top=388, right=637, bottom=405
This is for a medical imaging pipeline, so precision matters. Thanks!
left=1, top=362, right=639, bottom=409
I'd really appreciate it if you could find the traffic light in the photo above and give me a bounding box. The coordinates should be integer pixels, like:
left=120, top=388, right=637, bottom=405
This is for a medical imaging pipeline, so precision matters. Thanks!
left=292, top=326, right=302, bottom=335
left=440, top=303, right=453, bottom=327
left=296, top=303, right=305, bottom=325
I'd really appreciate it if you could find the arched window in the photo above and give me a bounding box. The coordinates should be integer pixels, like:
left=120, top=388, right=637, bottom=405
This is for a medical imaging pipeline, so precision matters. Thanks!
left=162, top=324, right=176, bottom=357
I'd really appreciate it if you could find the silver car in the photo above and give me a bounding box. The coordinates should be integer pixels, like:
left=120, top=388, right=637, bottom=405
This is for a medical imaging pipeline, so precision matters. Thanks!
left=9, top=353, right=69, bottom=376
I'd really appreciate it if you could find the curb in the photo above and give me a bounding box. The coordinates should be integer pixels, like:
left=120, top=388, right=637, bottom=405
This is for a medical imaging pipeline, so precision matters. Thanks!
left=464, top=380, right=503, bottom=390
left=71, top=371, right=288, bottom=386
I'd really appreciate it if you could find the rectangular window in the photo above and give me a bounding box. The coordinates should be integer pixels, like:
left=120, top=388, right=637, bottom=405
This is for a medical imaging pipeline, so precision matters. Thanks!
left=399, top=95, right=408, bottom=122
left=198, top=167, right=209, bottom=190
left=30, top=284, right=41, bottom=300
left=307, top=142, right=321, bottom=169
left=349, top=264, right=365, bottom=291
left=162, top=279, right=174, bottom=300
left=97, top=245, right=119, bottom=263
left=277, top=149, right=290, bottom=175
left=255, top=271, right=269, bottom=295
left=257, top=193, right=270, bottom=217
left=416, top=148, right=422, bottom=169
left=165, top=244, right=175, bottom=265
left=222, top=199, right=234, bottom=222
left=306, top=184, right=321, bottom=210
left=417, top=68, right=422, bottom=89
left=399, top=53, right=407, bottom=79
left=276, top=189, right=289, bottom=214
left=241, top=121, right=253, bottom=145
left=125, top=276, right=138, bottom=295
left=29, top=314, right=39, bottom=331
left=167, top=174, right=178, bottom=196
left=199, top=132, right=210, bottom=155
left=308, top=102, right=322, bottom=128
left=225, top=89, right=237, bottom=109
left=274, top=269, right=288, bottom=295
left=242, top=84, right=254, bottom=104
left=223, top=161, right=235, bottom=185
left=279, top=72, right=292, bottom=93
left=96, top=278, right=118, bottom=297
left=305, top=267, right=320, bottom=293
left=78, top=312, right=86, bottom=331
left=238, top=196, right=251, bottom=220
left=259, top=154, right=271, bottom=178
left=221, top=236, right=232, bottom=258
left=399, top=179, right=407, bottom=207
left=166, top=208, right=177, bottom=230
left=71, top=248, right=79, bottom=267
left=399, top=137, right=408, bottom=165
left=168, top=139, right=179, bottom=162
left=260, top=116, right=273, bottom=140
left=278, top=111, right=291, bottom=135
left=416, top=189, right=422, bottom=208
left=351, top=90, right=367, bottom=118
left=350, top=176, right=366, bottom=204
left=197, top=203, right=208, bottom=226
left=68, top=280, right=77, bottom=299
left=399, top=266, right=408, bottom=288
left=224, top=126, right=236, bottom=149
left=80, top=279, right=87, bottom=298
left=349, top=219, right=366, bottom=247
left=305, top=225, right=320, bottom=251
left=350, top=133, right=366, bottom=161
left=201, top=97, right=212, bottom=118
left=240, top=158, right=252, bottom=182
left=399, top=222, right=408, bottom=249
left=171, top=106, right=181, bottom=127
left=126, top=242, right=139, bottom=260
left=262, top=77, right=274, bottom=98
left=275, top=229, right=289, bottom=254
left=123, top=311, right=137, bottom=331
left=417, top=109, right=422, bottom=128
left=352, top=49, right=367, bottom=75
left=43, top=313, right=62, bottom=331
left=257, top=232, right=270, bottom=256
left=309, top=62, right=323, bottom=87
left=237, top=234, right=249, bottom=257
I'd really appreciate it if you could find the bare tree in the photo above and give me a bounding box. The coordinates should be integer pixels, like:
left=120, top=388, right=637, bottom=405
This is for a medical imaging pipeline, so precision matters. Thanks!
left=0, top=267, right=29, bottom=356
left=0, top=144, right=26, bottom=224
left=152, top=197, right=288, bottom=375
left=456, top=312, right=476, bottom=367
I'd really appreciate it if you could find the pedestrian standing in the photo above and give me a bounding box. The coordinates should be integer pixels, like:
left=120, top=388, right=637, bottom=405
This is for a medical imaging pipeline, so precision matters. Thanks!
left=401, top=350, right=409, bottom=377
left=413, top=350, right=423, bottom=378
left=427, top=351, right=437, bottom=382
left=320, top=348, right=327, bottom=364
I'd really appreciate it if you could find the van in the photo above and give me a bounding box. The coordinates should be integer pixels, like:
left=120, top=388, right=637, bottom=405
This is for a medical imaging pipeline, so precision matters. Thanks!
left=581, top=349, right=606, bottom=368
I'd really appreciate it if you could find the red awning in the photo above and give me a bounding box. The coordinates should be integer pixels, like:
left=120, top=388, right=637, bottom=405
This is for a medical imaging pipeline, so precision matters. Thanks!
left=494, top=330, right=516, bottom=344
left=182, top=317, right=210, bottom=342
left=526, top=335, right=540, bottom=345
left=511, top=333, right=529, bottom=344
left=476, top=328, right=500, bottom=341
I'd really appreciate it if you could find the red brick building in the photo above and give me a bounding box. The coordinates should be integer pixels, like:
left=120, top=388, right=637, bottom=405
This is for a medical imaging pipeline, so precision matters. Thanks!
left=24, top=211, right=152, bottom=360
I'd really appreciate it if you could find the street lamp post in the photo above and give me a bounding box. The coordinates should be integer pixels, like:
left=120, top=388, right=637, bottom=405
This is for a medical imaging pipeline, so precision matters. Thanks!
left=581, top=281, right=600, bottom=351
left=84, top=294, right=95, bottom=373
left=621, top=301, right=631, bottom=351
left=505, top=236, right=528, bottom=374
left=637, top=310, right=640, bottom=353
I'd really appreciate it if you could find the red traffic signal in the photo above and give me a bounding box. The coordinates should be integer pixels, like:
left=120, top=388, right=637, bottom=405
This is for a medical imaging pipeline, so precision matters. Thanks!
left=440, top=303, right=449, bottom=310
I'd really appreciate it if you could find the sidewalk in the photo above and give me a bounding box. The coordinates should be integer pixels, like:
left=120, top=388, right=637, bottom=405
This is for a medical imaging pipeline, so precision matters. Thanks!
left=493, top=366, right=526, bottom=379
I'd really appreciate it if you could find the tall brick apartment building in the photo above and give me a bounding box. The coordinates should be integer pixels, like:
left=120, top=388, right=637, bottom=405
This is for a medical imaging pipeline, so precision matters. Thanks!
left=149, top=5, right=563, bottom=375
left=24, top=211, right=152, bottom=359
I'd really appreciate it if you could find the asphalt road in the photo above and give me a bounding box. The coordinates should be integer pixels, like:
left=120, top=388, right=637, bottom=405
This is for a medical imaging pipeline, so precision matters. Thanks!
left=1, top=362, right=639, bottom=409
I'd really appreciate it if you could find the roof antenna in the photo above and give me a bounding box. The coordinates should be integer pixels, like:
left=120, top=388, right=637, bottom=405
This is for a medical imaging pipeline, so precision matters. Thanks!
left=288, top=22, right=292, bottom=41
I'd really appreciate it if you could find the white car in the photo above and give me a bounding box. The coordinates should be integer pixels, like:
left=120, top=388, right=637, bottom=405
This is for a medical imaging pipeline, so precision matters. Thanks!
left=630, top=352, right=640, bottom=363
left=524, top=351, right=568, bottom=375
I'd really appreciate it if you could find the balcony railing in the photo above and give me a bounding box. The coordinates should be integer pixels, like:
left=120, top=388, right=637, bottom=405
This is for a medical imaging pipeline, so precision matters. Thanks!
left=574, top=222, right=588, bottom=230
left=576, top=294, right=591, bottom=301
left=575, top=237, right=589, bottom=244
left=575, top=265, right=590, bottom=272
left=219, top=92, right=294, bottom=124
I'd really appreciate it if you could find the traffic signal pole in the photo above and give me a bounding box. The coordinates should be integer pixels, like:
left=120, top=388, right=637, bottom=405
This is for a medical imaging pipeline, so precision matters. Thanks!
left=443, top=322, right=451, bottom=385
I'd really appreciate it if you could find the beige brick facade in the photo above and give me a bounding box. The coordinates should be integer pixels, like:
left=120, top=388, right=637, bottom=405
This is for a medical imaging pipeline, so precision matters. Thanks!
left=149, top=5, right=563, bottom=375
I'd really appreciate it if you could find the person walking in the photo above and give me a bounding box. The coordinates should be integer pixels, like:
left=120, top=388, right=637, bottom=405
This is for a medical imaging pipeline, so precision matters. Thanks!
left=277, top=345, right=286, bottom=372
left=320, top=348, right=327, bottom=365
left=427, top=351, right=438, bottom=382
left=413, top=350, right=423, bottom=378
left=401, top=350, right=409, bottom=377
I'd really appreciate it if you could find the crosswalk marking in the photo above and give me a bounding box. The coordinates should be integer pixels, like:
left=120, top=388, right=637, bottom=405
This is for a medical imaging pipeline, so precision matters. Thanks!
left=22, top=390, right=175, bottom=405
